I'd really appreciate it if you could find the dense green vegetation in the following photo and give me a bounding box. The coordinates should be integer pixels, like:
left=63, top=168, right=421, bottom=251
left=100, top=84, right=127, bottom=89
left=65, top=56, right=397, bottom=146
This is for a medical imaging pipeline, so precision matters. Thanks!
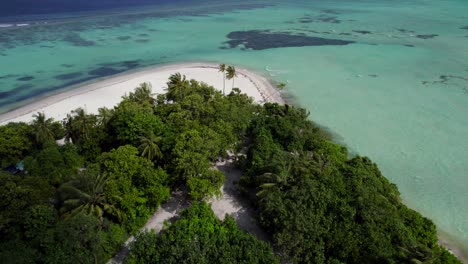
left=127, top=202, right=278, bottom=264
left=0, top=74, right=460, bottom=263
left=239, top=103, right=460, bottom=264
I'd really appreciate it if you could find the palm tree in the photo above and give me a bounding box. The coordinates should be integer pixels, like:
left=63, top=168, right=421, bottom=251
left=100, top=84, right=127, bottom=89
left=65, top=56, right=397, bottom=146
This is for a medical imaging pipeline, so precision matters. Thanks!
left=63, top=113, right=76, bottom=143
left=129, top=83, right=155, bottom=105
left=59, top=172, right=123, bottom=222
left=167, top=73, right=187, bottom=101
left=264, top=82, right=286, bottom=102
left=97, top=107, right=114, bottom=127
left=71, top=108, right=95, bottom=141
left=138, top=133, right=163, bottom=161
left=31, top=112, right=55, bottom=145
left=256, top=161, right=292, bottom=199
left=226, top=66, right=237, bottom=92
left=218, top=63, right=226, bottom=95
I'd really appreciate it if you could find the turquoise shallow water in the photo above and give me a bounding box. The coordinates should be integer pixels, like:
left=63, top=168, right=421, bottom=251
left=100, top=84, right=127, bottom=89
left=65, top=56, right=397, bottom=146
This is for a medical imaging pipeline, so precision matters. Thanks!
left=1, top=0, right=467, bottom=254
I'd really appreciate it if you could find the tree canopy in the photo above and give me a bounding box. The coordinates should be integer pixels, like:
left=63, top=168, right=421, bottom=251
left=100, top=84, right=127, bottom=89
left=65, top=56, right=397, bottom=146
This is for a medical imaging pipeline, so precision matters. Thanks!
left=0, top=76, right=460, bottom=264
left=240, top=103, right=460, bottom=264
left=127, top=202, right=278, bottom=264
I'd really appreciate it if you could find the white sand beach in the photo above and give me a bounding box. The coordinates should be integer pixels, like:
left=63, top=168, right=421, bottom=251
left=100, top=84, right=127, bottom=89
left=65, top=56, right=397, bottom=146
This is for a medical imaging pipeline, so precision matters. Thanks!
left=95, top=63, right=281, bottom=263
left=0, top=62, right=284, bottom=125
left=0, top=62, right=283, bottom=264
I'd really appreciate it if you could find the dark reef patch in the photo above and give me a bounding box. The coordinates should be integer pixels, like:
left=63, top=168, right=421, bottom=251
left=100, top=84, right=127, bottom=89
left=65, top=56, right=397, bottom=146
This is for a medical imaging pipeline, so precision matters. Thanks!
left=317, top=16, right=341, bottom=23
left=17, top=76, right=35, bottom=81
left=460, top=26, right=468, bottom=30
left=98, top=60, right=142, bottom=70
left=397, top=29, right=415, bottom=33
left=120, top=60, right=141, bottom=69
left=138, top=33, right=149, bottom=37
left=224, top=30, right=354, bottom=50
left=422, top=74, right=468, bottom=94
left=55, top=72, right=83, bottom=80
left=63, top=33, right=96, bottom=47
left=404, top=44, right=415, bottom=47
left=147, top=29, right=159, bottom=32
left=0, top=74, right=19, bottom=80
left=293, top=29, right=320, bottom=34
left=296, top=14, right=341, bottom=24
left=322, top=9, right=340, bottom=15
left=117, top=36, right=131, bottom=41
left=135, top=39, right=150, bottom=43
left=0, top=89, right=17, bottom=99
left=0, top=84, right=35, bottom=99
left=40, top=45, right=54, bottom=48
left=1, top=60, right=147, bottom=106
left=298, top=16, right=314, bottom=24
left=416, top=34, right=438, bottom=39
left=88, top=67, right=124, bottom=76
left=61, top=64, right=74, bottom=68
left=0, top=2, right=274, bottom=52
left=339, top=32, right=352, bottom=36
left=368, top=74, right=378, bottom=78
left=353, top=30, right=371, bottom=34
left=15, top=84, right=34, bottom=90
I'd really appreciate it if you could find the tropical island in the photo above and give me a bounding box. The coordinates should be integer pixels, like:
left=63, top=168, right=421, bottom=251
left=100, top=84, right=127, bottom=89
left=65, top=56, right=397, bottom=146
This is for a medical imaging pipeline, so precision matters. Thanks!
left=0, top=63, right=462, bottom=263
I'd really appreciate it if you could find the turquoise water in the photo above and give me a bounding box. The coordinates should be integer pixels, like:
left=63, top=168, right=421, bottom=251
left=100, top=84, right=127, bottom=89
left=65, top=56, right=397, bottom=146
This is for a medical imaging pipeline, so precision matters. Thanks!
left=1, top=0, right=467, bottom=254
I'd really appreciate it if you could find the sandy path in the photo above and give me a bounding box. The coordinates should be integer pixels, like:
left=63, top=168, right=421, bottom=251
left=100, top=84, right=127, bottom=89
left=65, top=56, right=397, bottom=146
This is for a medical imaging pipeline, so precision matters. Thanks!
left=108, top=158, right=269, bottom=264
left=105, top=63, right=276, bottom=263
left=210, top=157, right=270, bottom=241
left=109, top=189, right=190, bottom=264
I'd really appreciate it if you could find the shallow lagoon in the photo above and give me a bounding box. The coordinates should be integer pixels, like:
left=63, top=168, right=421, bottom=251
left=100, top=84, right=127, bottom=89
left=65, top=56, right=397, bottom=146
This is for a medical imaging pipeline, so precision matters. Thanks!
left=0, top=0, right=467, bottom=254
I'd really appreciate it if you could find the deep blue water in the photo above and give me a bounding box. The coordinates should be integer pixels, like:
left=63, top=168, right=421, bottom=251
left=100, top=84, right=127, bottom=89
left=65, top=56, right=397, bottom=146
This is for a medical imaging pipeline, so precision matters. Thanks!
left=0, top=0, right=183, bottom=16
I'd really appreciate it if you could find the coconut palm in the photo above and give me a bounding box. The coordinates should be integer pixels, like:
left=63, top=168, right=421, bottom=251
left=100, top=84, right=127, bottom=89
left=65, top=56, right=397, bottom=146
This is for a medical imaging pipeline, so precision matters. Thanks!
left=138, top=133, right=163, bottom=161
left=63, top=113, right=76, bottom=143
left=59, top=172, right=123, bottom=222
left=97, top=107, right=114, bottom=127
left=31, top=112, right=55, bottom=145
left=129, top=82, right=155, bottom=105
left=226, top=66, right=237, bottom=91
left=71, top=108, right=95, bottom=141
left=219, top=63, right=226, bottom=95
left=63, top=108, right=96, bottom=143
left=167, top=72, right=187, bottom=101
left=264, top=82, right=286, bottom=102
left=256, top=161, right=292, bottom=198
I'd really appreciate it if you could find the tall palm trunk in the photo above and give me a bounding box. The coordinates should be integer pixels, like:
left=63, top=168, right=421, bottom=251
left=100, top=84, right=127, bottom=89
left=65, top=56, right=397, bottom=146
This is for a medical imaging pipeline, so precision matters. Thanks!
left=223, top=74, right=226, bottom=95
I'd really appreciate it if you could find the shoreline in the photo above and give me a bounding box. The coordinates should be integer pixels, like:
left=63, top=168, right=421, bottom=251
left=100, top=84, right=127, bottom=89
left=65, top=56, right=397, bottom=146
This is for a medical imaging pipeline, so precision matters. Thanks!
left=0, top=61, right=465, bottom=263
left=438, top=232, right=468, bottom=263
left=0, top=62, right=284, bottom=124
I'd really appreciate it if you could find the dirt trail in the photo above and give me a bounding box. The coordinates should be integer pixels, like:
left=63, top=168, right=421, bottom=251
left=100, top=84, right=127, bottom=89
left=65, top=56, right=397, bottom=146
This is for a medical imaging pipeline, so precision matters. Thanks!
left=108, top=158, right=267, bottom=263
left=210, top=158, right=269, bottom=241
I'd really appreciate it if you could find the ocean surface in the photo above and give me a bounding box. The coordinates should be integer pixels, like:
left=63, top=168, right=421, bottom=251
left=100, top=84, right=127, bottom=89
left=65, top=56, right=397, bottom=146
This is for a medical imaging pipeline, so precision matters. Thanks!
left=1, top=0, right=467, bottom=255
